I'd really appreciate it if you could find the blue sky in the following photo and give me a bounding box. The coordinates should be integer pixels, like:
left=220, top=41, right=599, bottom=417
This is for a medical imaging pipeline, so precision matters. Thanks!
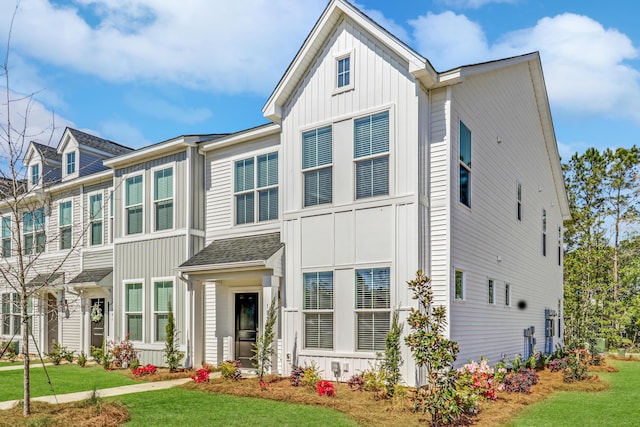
left=1, top=0, right=639, bottom=160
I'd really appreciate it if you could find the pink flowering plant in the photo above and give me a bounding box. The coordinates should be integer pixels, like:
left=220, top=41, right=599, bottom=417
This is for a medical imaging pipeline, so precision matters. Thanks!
left=317, top=380, right=335, bottom=397
left=457, top=359, right=498, bottom=402
left=132, top=363, right=157, bottom=377
left=191, top=364, right=211, bottom=383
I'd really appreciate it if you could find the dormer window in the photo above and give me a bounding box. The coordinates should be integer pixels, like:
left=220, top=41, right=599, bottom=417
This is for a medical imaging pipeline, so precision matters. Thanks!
left=66, top=152, right=76, bottom=175
left=31, top=164, right=39, bottom=185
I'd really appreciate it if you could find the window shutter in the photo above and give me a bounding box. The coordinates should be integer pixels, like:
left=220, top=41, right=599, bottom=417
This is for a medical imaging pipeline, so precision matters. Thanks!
left=303, top=126, right=332, bottom=169
left=154, top=168, right=173, bottom=200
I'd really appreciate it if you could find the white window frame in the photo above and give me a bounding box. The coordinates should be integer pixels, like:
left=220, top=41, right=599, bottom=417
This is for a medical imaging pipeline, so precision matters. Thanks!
left=302, top=271, right=334, bottom=350
left=459, top=121, right=471, bottom=208
left=152, top=277, right=175, bottom=343
left=123, top=173, right=144, bottom=236
left=65, top=150, right=78, bottom=177
left=233, top=152, right=279, bottom=225
left=123, top=279, right=145, bottom=342
left=151, top=164, right=175, bottom=232
left=88, top=191, right=104, bottom=246
left=2, top=215, right=11, bottom=258
left=23, top=208, right=45, bottom=255
left=58, top=199, right=73, bottom=251
left=505, top=283, right=511, bottom=307
left=334, top=50, right=354, bottom=94
left=354, top=110, right=390, bottom=200
left=355, top=266, right=391, bottom=352
left=454, top=270, right=464, bottom=301
left=302, top=126, right=333, bottom=208
left=108, top=188, right=114, bottom=244
left=488, top=279, right=495, bottom=305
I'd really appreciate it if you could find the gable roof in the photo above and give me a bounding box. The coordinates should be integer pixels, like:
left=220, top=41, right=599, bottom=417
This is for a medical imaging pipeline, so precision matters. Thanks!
left=179, top=232, right=283, bottom=271
left=263, top=0, right=436, bottom=122
left=26, top=141, right=62, bottom=165
left=66, top=128, right=133, bottom=156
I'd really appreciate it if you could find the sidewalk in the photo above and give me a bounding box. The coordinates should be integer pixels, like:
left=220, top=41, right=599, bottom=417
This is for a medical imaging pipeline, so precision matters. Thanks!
left=0, top=362, right=54, bottom=371
left=0, top=377, right=192, bottom=410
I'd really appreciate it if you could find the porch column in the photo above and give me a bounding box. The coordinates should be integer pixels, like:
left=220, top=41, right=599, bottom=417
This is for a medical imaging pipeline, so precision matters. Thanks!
left=261, top=275, right=280, bottom=374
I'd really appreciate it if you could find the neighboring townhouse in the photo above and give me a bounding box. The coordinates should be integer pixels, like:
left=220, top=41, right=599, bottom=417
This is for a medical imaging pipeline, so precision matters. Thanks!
left=0, top=128, right=131, bottom=356
left=102, top=134, right=225, bottom=367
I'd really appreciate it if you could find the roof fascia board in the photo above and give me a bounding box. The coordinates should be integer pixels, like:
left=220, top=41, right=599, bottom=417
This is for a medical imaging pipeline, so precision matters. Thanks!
left=103, top=138, right=196, bottom=168
left=199, top=123, right=281, bottom=153
left=176, top=260, right=266, bottom=274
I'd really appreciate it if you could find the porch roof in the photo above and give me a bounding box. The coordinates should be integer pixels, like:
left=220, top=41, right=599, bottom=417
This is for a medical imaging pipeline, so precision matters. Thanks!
left=27, top=272, right=64, bottom=288
left=178, top=232, right=283, bottom=272
left=68, top=268, right=113, bottom=284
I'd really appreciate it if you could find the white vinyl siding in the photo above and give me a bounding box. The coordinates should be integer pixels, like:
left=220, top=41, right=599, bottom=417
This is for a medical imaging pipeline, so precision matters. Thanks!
left=302, top=126, right=332, bottom=207
left=125, top=175, right=143, bottom=235
left=125, top=282, right=143, bottom=341
left=89, top=193, right=103, bottom=246
left=459, top=121, right=471, bottom=207
left=303, top=272, right=333, bottom=349
left=2, top=216, right=10, bottom=257
left=23, top=208, right=45, bottom=255
left=59, top=200, right=72, bottom=250
left=153, top=280, right=173, bottom=342
left=154, top=167, right=174, bottom=231
left=355, top=268, right=390, bottom=351
left=354, top=111, right=389, bottom=199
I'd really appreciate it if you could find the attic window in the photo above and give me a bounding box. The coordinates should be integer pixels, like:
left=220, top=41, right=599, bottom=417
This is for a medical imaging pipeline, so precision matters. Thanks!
left=66, top=152, right=76, bottom=175
left=31, top=164, right=39, bottom=185
left=334, top=51, right=354, bottom=93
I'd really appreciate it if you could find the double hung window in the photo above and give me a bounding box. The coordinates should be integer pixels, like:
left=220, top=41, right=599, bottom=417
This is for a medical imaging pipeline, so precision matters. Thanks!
left=354, top=111, right=389, bottom=199
left=59, top=201, right=72, bottom=250
left=89, top=194, right=103, bottom=245
left=154, top=280, right=173, bottom=341
left=234, top=152, right=279, bottom=224
left=125, top=175, right=143, bottom=235
left=23, top=208, right=45, bottom=254
left=154, top=168, right=173, bottom=231
left=302, top=127, right=332, bottom=207
left=125, top=282, right=143, bottom=341
left=355, top=268, right=390, bottom=351
left=2, top=216, right=10, bottom=257
left=303, top=272, right=333, bottom=349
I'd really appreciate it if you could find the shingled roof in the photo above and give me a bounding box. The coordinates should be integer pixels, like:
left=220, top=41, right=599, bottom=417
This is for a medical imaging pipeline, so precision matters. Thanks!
left=32, top=142, right=62, bottom=163
left=27, top=272, right=64, bottom=287
left=180, top=232, right=283, bottom=268
left=68, top=268, right=113, bottom=284
left=67, top=128, right=132, bottom=155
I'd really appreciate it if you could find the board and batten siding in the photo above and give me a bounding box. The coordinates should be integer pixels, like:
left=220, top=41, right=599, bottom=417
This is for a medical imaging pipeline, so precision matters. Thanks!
left=448, top=61, right=564, bottom=364
left=204, top=134, right=280, bottom=241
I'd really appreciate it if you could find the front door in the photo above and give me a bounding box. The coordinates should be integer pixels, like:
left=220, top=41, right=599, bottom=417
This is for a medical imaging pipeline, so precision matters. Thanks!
left=235, top=293, right=258, bottom=368
left=90, top=298, right=105, bottom=348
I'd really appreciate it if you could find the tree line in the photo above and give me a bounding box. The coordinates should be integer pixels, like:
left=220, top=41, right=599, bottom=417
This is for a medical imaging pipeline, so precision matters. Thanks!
left=563, top=146, right=640, bottom=350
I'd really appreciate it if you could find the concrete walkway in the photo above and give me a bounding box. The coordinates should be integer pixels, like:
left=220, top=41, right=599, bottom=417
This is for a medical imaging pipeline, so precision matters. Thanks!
left=0, top=377, right=192, bottom=410
left=0, top=362, right=54, bottom=371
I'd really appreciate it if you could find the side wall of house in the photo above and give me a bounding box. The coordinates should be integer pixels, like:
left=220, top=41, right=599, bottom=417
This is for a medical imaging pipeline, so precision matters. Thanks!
left=447, top=61, right=565, bottom=363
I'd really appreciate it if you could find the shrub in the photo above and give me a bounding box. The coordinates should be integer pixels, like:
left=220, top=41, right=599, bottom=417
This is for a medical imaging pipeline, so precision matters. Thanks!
left=110, top=336, right=138, bottom=368
left=381, top=309, right=403, bottom=398
left=347, top=373, right=364, bottom=391
left=457, top=359, right=497, bottom=401
left=132, top=364, right=157, bottom=377
left=46, top=342, right=74, bottom=365
left=361, top=362, right=388, bottom=396
left=499, top=368, right=539, bottom=393
left=301, top=361, right=322, bottom=390
left=289, top=365, right=305, bottom=387
left=191, top=365, right=211, bottom=383
left=164, top=307, right=185, bottom=372
left=548, top=357, right=569, bottom=372
left=77, top=351, right=88, bottom=367
left=219, top=360, right=242, bottom=381
left=2, top=341, right=17, bottom=362
left=563, top=349, right=591, bottom=382
left=90, top=345, right=104, bottom=365
left=251, top=296, right=277, bottom=381
left=317, top=380, right=335, bottom=397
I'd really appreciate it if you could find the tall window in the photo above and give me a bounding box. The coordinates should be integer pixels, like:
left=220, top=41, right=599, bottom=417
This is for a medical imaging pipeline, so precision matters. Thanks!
left=154, top=280, right=173, bottom=341
left=257, top=152, right=278, bottom=221
left=505, top=284, right=511, bottom=306
left=459, top=122, right=471, bottom=207
left=23, top=208, right=45, bottom=254
left=154, top=167, right=173, bottom=231
left=517, top=182, right=522, bottom=221
left=1, top=294, right=10, bottom=335
left=66, top=152, right=76, bottom=175
left=59, top=200, right=72, bottom=250
left=302, top=126, right=332, bottom=207
left=109, top=189, right=114, bottom=243
left=454, top=270, right=464, bottom=300
left=558, top=226, right=562, bottom=266
left=303, top=272, right=333, bottom=349
left=11, top=293, right=20, bottom=335
left=542, top=209, right=547, bottom=257
left=2, top=216, right=10, bottom=258
left=31, top=164, right=39, bottom=186
left=488, top=279, right=495, bottom=304
left=354, top=111, right=389, bottom=199
left=125, top=282, right=143, bottom=341
left=89, top=193, right=103, bottom=246
left=337, top=55, right=350, bottom=88
left=235, top=157, right=254, bottom=224
left=125, top=175, right=143, bottom=235
left=356, top=268, right=390, bottom=351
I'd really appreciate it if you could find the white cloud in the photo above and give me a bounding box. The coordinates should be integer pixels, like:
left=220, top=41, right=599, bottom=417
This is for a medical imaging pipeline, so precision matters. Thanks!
left=97, top=118, right=151, bottom=148
left=353, top=2, right=410, bottom=43
left=125, top=92, right=212, bottom=125
left=0, top=0, right=327, bottom=95
left=438, top=0, right=518, bottom=9
left=410, top=11, right=640, bottom=122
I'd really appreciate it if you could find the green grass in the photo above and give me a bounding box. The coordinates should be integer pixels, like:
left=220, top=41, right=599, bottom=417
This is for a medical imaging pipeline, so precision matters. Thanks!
left=506, top=360, right=640, bottom=426
left=0, top=364, right=136, bottom=401
left=0, top=361, right=20, bottom=367
left=114, top=388, right=359, bottom=427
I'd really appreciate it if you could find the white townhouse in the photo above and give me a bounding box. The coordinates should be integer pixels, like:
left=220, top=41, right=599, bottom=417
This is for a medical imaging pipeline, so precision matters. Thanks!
left=176, top=0, right=570, bottom=385
left=1, top=1, right=569, bottom=386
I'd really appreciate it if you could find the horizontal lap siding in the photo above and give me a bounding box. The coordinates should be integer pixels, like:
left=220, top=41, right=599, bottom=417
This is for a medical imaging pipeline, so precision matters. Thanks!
left=449, top=62, right=564, bottom=364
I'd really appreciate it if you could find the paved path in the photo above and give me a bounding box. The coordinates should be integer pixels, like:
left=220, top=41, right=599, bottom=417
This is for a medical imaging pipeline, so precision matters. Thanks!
left=0, top=377, right=192, bottom=410
left=0, top=362, right=54, bottom=371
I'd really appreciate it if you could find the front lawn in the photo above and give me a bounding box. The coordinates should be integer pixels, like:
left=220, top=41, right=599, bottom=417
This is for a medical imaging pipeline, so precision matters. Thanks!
left=114, top=388, right=358, bottom=427
left=0, top=364, right=136, bottom=401
left=505, top=359, right=640, bottom=426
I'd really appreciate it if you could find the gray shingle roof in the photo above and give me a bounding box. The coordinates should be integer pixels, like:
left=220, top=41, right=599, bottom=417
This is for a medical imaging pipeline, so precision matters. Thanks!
left=27, top=272, right=64, bottom=287
left=180, top=232, right=283, bottom=268
left=68, top=268, right=113, bottom=284
left=32, top=142, right=62, bottom=163
left=67, top=128, right=133, bottom=155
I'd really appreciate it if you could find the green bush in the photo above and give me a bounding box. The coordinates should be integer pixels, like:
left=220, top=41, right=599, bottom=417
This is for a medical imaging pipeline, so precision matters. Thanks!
left=46, top=343, right=74, bottom=365
left=301, top=361, right=322, bottom=390
left=77, top=351, right=88, bottom=367
left=219, top=360, right=242, bottom=381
